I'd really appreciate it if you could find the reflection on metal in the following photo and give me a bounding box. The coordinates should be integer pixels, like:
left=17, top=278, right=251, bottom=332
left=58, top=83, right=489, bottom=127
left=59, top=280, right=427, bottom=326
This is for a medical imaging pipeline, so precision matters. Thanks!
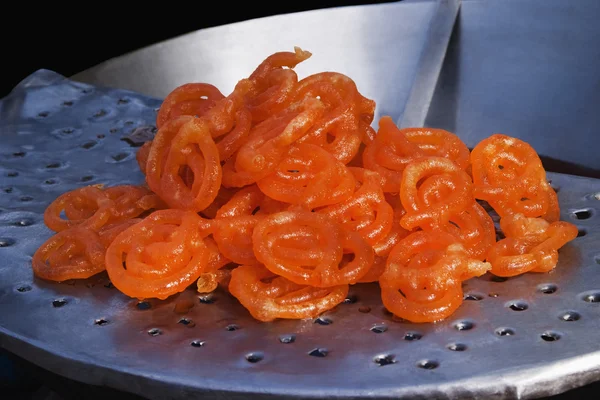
left=397, top=0, right=461, bottom=128
left=1, top=69, right=600, bottom=400
left=425, top=0, right=600, bottom=177
left=72, top=1, right=439, bottom=129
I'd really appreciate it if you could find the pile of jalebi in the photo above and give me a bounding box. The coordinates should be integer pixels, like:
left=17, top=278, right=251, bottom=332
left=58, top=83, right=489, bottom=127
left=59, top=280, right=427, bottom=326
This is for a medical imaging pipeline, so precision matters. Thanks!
left=31, top=47, right=578, bottom=323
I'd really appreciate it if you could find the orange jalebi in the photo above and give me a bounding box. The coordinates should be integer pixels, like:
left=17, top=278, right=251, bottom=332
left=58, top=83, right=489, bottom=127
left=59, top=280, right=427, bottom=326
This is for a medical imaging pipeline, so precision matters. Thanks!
left=371, top=193, right=411, bottom=258
left=438, top=202, right=496, bottom=261
left=33, top=227, right=106, bottom=281
left=399, top=156, right=473, bottom=230
left=257, top=143, right=356, bottom=209
left=380, top=231, right=490, bottom=323
left=252, top=210, right=374, bottom=287
left=363, top=116, right=470, bottom=192
left=136, top=141, right=152, bottom=175
left=212, top=185, right=285, bottom=265
left=31, top=48, right=578, bottom=325
left=233, top=98, right=327, bottom=183
left=318, top=168, right=393, bottom=246
left=44, top=184, right=161, bottom=232
left=293, top=72, right=376, bottom=164
left=32, top=219, right=140, bottom=282
left=246, top=47, right=312, bottom=123
left=229, top=264, right=348, bottom=322
left=487, top=213, right=578, bottom=277
left=105, top=210, right=216, bottom=300
left=145, top=116, right=222, bottom=212
left=470, top=134, right=559, bottom=222
left=156, top=83, right=225, bottom=129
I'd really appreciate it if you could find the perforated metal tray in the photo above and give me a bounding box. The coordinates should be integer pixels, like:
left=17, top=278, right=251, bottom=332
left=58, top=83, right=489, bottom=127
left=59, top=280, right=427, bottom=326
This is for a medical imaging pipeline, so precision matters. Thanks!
left=1, top=70, right=600, bottom=400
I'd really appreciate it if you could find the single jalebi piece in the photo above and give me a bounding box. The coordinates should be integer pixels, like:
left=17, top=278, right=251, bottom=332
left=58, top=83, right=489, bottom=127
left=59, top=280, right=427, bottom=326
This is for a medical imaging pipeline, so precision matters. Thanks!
left=44, top=186, right=114, bottom=232
left=380, top=231, right=491, bottom=323
left=318, top=168, right=393, bottom=246
left=32, top=226, right=106, bottom=281
left=293, top=72, right=376, bottom=164
left=156, top=83, right=225, bottom=129
left=145, top=116, right=222, bottom=212
left=487, top=213, right=578, bottom=277
left=436, top=202, right=497, bottom=261
left=44, top=184, right=160, bottom=232
left=150, top=79, right=253, bottom=192
left=470, top=134, right=559, bottom=222
left=229, top=264, right=349, bottom=322
left=32, top=218, right=140, bottom=282
left=246, top=47, right=312, bottom=122
left=253, top=210, right=374, bottom=287
left=399, top=156, right=474, bottom=231
left=363, top=117, right=470, bottom=192
left=257, top=143, right=356, bottom=210
left=105, top=209, right=214, bottom=300
left=232, top=98, right=326, bottom=183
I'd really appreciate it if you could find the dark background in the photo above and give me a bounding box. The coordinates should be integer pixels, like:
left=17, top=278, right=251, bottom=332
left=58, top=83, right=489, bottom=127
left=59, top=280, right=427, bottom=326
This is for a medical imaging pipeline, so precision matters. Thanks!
left=1, top=1, right=398, bottom=97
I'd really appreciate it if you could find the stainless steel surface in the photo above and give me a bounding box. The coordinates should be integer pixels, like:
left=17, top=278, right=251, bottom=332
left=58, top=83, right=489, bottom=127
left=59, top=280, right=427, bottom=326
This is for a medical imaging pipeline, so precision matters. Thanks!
left=425, top=0, right=600, bottom=177
left=2, top=70, right=600, bottom=400
left=397, top=0, right=461, bottom=128
left=71, top=0, right=438, bottom=130
left=72, top=0, right=600, bottom=177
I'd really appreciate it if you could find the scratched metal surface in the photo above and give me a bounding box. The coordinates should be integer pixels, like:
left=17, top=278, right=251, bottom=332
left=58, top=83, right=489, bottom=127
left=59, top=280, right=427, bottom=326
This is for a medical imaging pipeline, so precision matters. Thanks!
left=1, top=68, right=600, bottom=400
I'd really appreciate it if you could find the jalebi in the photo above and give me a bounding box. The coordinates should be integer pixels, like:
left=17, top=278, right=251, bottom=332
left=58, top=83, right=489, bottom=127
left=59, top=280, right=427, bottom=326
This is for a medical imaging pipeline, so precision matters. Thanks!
left=470, top=134, right=559, bottom=222
left=380, top=231, right=490, bottom=323
left=31, top=48, right=578, bottom=325
left=229, top=264, right=348, bottom=322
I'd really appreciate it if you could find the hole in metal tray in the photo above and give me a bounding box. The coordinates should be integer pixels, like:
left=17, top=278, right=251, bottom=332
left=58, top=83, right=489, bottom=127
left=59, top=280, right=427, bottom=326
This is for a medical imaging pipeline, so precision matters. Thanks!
left=540, top=331, right=561, bottom=342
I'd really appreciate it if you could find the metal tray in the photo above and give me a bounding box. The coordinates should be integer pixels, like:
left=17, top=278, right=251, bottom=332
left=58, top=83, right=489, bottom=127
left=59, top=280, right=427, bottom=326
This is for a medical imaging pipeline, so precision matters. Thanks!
left=3, top=1, right=600, bottom=398
left=1, top=67, right=600, bottom=400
